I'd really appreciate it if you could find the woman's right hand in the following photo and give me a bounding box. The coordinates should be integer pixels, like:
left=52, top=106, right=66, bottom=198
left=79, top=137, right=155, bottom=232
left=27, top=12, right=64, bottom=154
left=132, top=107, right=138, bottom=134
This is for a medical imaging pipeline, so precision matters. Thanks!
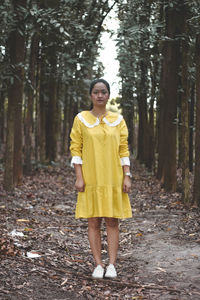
left=75, top=177, right=85, bottom=192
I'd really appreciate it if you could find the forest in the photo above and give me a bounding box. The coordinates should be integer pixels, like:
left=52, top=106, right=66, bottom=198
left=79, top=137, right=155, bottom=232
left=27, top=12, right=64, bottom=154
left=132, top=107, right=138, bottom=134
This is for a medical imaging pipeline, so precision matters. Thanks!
left=0, top=1, right=200, bottom=299
left=0, top=0, right=200, bottom=201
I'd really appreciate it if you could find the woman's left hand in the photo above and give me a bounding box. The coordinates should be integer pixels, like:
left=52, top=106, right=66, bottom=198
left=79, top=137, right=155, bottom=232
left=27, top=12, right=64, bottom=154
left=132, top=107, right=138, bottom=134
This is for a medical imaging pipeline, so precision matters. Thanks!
left=123, top=176, right=131, bottom=193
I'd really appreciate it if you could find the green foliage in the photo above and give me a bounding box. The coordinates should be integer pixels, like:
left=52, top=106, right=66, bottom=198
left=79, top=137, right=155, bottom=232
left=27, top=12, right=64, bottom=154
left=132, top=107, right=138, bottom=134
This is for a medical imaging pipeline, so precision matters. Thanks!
left=0, top=0, right=117, bottom=109
left=116, top=0, right=200, bottom=115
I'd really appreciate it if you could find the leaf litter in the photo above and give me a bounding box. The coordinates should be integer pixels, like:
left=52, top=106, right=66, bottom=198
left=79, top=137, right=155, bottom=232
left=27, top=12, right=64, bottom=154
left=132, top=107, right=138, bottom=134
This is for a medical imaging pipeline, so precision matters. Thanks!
left=0, top=159, right=200, bottom=299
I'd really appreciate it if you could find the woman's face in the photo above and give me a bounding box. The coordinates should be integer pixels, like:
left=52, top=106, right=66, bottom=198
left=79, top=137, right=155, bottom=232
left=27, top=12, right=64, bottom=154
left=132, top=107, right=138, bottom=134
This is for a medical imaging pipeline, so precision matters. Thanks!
left=90, top=82, right=109, bottom=108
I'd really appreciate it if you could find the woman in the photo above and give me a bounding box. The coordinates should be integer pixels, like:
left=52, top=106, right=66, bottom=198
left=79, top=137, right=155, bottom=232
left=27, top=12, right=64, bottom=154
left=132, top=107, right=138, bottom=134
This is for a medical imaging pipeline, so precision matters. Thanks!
left=70, top=78, right=132, bottom=279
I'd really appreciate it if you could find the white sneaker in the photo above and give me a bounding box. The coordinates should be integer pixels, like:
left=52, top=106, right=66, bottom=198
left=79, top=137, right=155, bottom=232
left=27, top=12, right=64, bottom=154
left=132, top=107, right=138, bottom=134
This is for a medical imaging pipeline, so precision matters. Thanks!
left=105, top=264, right=117, bottom=278
left=92, top=265, right=104, bottom=279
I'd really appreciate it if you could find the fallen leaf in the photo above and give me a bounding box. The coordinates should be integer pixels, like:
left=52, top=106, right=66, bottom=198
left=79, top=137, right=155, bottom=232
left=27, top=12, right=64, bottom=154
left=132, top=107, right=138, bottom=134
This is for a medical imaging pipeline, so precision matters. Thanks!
left=61, top=278, right=68, bottom=286
left=190, top=254, right=198, bottom=259
left=136, top=233, right=143, bottom=237
left=9, top=230, right=24, bottom=237
left=156, top=267, right=167, bottom=273
left=16, top=219, right=29, bottom=223
left=24, top=228, right=33, bottom=231
left=27, top=251, right=41, bottom=258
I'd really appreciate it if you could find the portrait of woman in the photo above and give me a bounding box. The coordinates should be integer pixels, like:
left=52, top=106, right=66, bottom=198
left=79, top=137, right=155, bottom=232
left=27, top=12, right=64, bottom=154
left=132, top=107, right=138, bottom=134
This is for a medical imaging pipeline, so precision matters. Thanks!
left=70, top=78, right=132, bottom=279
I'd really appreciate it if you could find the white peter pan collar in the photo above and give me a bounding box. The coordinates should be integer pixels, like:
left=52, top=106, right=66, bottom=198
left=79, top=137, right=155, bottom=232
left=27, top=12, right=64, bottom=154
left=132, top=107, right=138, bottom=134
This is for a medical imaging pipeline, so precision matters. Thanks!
left=77, top=112, right=123, bottom=128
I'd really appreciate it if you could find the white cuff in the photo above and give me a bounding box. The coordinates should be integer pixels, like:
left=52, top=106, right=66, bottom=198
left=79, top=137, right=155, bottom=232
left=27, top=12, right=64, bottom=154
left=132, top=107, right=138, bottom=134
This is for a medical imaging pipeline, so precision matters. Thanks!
left=71, top=156, right=83, bottom=168
left=120, top=157, right=130, bottom=166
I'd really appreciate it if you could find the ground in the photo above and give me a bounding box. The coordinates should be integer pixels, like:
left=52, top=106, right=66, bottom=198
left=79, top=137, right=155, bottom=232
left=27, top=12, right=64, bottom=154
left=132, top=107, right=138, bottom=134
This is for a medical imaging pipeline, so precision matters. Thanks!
left=0, top=160, right=200, bottom=300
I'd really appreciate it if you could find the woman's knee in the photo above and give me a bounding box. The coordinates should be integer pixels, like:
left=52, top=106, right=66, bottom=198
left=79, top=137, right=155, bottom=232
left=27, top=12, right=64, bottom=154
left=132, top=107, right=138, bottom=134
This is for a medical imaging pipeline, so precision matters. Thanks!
left=105, top=217, right=118, bottom=228
left=88, top=217, right=102, bottom=230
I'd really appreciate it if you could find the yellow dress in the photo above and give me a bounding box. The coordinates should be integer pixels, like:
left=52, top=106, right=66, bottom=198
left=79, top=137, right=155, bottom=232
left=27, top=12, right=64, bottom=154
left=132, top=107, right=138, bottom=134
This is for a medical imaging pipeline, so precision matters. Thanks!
left=70, top=110, right=132, bottom=219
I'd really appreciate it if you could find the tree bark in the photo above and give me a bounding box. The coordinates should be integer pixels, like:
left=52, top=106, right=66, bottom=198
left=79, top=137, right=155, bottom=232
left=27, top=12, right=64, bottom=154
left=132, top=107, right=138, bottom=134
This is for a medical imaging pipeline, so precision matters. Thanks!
left=4, top=0, right=26, bottom=190
left=137, top=61, right=148, bottom=164
left=46, top=46, right=58, bottom=162
left=147, top=60, right=158, bottom=171
left=193, top=34, right=200, bottom=207
left=181, top=21, right=190, bottom=204
left=4, top=87, right=15, bottom=190
left=24, top=33, right=39, bottom=174
left=157, top=2, right=182, bottom=191
left=61, top=86, right=70, bottom=156
left=38, top=54, right=47, bottom=163
left=0, top=92, right=5, bottom=146
left=189, top=84, right=195, bottom=172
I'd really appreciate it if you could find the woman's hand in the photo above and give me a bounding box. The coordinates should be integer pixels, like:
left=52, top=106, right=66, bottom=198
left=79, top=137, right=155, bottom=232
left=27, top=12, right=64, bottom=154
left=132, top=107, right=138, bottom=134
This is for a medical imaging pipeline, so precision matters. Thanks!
left=74, top=164, right=85, bottom=192
left=123, top=176, right=131, bottom=193
left=75, top=177, right=85, bottom=192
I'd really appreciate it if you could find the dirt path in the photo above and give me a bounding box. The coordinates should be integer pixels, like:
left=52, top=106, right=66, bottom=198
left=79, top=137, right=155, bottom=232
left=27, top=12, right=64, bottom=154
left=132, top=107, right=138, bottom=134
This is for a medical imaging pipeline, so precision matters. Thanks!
left=0, top=160, right=200, bottom=299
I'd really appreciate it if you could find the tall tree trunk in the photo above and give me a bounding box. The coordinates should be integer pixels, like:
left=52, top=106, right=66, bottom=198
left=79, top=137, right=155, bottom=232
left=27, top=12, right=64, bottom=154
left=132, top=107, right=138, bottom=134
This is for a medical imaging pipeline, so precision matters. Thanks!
left=61, top=87, right=70, bottom=156
left=24, top=33, right=39, bottom=174
left=137, top=2, right=150, bottom=165
left=193, top=34, right=200, bottom=207
left=46, top=47, right=58, bottom=162
left=181, top=15, right=190, bottom=204
left=4, top=87, right=15, bottom=190
left=147, top=97, right=155, bottom=171
left=121, top=85, right=135, bottom=155
left=39, top=58, right=47, bottom=163
left=35, top=60, right=41, bottom=163
left=157, top=69, right=165, bottom=180
left=155, top=1, right=164, bottom=178
left=0, top=92, right=5, bottom=147
left=56, top=80, right=62, bottom=157
left=127, top=107, right=135, bottom=155
left=137, top=61, right=148, bottom=164
left=4, top=0, right=26, bottom=190
left=177, top=76, right=183, bottom=169
left=147, top=60, right=158, bottom=171
left=157, top=2, right=181, bottom=191
left=189, top=84, right=195, bottom=172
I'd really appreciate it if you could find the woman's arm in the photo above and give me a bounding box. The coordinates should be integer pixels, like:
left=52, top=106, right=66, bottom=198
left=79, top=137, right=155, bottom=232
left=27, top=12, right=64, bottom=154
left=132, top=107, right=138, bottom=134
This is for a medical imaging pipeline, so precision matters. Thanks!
left=70, top=116, right=85, bottom=192
left=122, top=165, right=131, bottom=193
left=119, top=119, right=132, bottom=193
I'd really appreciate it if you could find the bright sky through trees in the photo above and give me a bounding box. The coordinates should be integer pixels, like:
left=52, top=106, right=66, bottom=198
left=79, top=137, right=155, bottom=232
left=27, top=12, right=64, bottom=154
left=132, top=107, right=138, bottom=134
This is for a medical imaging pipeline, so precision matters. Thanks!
left=99, top=8, right=119, bottom=98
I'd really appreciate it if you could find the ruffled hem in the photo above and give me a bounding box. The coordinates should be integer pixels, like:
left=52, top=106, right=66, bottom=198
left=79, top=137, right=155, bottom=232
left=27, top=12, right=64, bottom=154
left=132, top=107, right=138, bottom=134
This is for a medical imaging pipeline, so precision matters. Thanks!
left=75, top=185, right=132, bottom=219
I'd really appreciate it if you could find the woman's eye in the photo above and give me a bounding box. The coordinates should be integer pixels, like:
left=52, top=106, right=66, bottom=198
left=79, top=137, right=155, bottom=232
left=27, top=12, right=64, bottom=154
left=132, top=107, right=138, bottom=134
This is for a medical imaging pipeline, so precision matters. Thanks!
left=93, top=90, right=107, bottom=95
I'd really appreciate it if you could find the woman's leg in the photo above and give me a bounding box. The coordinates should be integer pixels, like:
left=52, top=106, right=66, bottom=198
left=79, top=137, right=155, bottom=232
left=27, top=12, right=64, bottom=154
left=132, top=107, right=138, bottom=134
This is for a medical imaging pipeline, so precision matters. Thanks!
left=105, top=217, right=119, bottom=264
left=88, top=217, right=103, bottom=266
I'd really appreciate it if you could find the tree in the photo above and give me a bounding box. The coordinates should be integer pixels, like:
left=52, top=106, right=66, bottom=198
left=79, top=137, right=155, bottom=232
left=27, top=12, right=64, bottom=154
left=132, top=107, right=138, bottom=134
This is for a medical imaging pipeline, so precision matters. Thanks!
left=4, top=0, right=26, bottom=190
left=193, top=34, right=200, bottom=207
left=180, top=3, right=190, bottom=204
left=1, top=0, right=118, bottom=189
left=116, top=0, right=200, bottom=201
left=24, top=32, right=39, bottom=174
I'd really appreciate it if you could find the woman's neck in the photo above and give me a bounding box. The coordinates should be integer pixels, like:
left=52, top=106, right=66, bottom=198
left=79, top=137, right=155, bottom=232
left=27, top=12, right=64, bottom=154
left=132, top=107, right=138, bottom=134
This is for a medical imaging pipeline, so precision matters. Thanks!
left=91, top=107, right=107, bottom=118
